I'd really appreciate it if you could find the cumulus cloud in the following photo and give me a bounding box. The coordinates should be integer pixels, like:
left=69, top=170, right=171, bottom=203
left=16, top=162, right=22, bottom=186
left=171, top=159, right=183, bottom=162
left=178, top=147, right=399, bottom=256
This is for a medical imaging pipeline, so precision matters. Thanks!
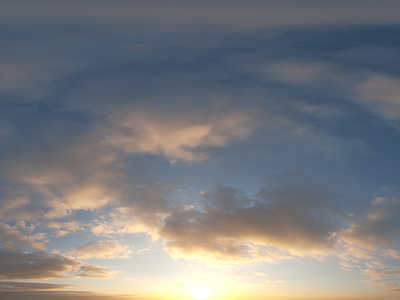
left=159, top=174, right=344, bottom=263
left=44, top=182, right=119, bottom=219
left=0, top=248, right=115, bottom=280
left=161, top=204, right=335, bottom=263
left=1, top=128, right=123, bottom=219
left=105, top=105, right=260, bottom=163
left=69, top=241, right=131, bottom=259
left=90, top=182, right=172, bottom=239
left=89, top=172, right=400, bottom=273
left=152, top=178, right=400, bottom=292
left=0, top=223, right=47, bottom=251
left=340, top=195, right=400, bottom=250
left=44, top=220, right=85, bottom=237
left=332, top=190, right=400, bottom=291
left=87, top=173, right=351, bottom=264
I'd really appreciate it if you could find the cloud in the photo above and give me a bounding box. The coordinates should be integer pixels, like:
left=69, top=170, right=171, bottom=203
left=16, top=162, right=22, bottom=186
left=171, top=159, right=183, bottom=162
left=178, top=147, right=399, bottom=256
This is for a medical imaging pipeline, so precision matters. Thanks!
left=362, top=261, right=400, bottom=291
left=44, top=182, right=119, bottom=219
left=77, top=264, right=116, bottom=279
left=104, top=104, right=260, bottom=163
left=0, top=193, right=43, bottom=222
left=87, top=173, right=352, bottom=264
left=334, top=190, right=400, bottom=291
left=90, top=171, right=400, bottom=277
left=3, top=131, right=119, bottom=186
left=0, top=249, right=79, bottom=280
left=254, top=61, right=330, bottom=85
left=159, top=174, right=344, bottom=263
left=0, top=223, right=47, bottom=251
left=266, top=279, right=284, bottom=283
left=0, top=291, right=143, bottom=300
left=0, top=248, right=114, bottom=280
left=340, top=195, right=400, bottom=250
left=69, top=241, right=131, bottom=259
left=357, top=73, right=400, bottom=121
left=248, top=57, right=400, bottom=131
left=0, top=281, right=74, bottom=291
left=0, top=57, right=71, bottom=100
left=91, top=183, right=171, bottom=238
left=0, top=124, right=123, bottom=218
left=44, top=220, right=85, bottom=237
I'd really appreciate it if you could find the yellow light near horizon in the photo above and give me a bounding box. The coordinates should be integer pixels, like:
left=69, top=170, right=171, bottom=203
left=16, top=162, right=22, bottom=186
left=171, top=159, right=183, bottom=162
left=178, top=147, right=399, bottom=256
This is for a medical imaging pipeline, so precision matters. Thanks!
left=191, top=286, right=210, bottom=300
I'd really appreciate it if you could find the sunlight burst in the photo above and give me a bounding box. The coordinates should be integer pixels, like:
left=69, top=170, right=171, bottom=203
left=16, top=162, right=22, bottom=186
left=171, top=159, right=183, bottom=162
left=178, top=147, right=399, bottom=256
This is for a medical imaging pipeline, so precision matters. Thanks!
left=191, top=286, right=210, bottom=300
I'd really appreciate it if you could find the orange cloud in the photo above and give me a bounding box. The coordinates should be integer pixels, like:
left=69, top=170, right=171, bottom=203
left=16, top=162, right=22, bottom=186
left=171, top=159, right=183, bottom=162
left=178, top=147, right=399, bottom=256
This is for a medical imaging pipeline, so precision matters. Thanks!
left=69, top=241, right=131, bottom=259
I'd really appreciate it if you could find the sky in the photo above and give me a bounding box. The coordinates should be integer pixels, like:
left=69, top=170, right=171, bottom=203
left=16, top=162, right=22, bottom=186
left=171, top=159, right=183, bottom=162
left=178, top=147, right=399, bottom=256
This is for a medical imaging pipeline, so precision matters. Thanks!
left=1, top=1, right=400, bottom=300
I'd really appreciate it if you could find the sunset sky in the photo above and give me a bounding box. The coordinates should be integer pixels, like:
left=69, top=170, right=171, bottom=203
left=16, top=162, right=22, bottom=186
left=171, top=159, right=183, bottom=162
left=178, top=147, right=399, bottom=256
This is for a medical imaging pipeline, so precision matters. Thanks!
left=1, top=1, right=400, bottom=300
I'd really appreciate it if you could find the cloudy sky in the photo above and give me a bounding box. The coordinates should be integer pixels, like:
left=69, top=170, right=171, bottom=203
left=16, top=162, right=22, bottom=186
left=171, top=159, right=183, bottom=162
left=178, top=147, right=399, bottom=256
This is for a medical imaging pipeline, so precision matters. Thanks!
left=1, top=1, right=400, bottom=300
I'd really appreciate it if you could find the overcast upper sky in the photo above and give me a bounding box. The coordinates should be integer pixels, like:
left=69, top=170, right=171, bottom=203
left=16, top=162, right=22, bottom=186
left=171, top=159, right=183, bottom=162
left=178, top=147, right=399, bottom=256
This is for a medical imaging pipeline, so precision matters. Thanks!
left=1, top=1, right=400, bottom=300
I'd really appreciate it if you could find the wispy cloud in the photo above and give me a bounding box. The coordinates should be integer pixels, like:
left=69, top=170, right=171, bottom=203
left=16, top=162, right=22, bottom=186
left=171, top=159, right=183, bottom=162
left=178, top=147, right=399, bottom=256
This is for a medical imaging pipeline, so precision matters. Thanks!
left=69, top=241, right=131, bottom=259
left=0, top=281, right=75, bottom=291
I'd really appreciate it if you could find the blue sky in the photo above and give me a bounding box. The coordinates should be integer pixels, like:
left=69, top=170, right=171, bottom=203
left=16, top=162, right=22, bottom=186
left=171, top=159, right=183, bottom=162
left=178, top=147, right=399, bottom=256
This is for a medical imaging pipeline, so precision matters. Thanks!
left=1, top=1, right=400, bottom=300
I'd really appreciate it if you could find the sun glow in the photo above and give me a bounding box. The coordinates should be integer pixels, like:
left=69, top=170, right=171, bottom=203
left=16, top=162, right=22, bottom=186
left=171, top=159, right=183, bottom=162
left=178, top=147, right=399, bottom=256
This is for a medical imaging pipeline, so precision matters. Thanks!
left=191, top=286, right=210, bottom=300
